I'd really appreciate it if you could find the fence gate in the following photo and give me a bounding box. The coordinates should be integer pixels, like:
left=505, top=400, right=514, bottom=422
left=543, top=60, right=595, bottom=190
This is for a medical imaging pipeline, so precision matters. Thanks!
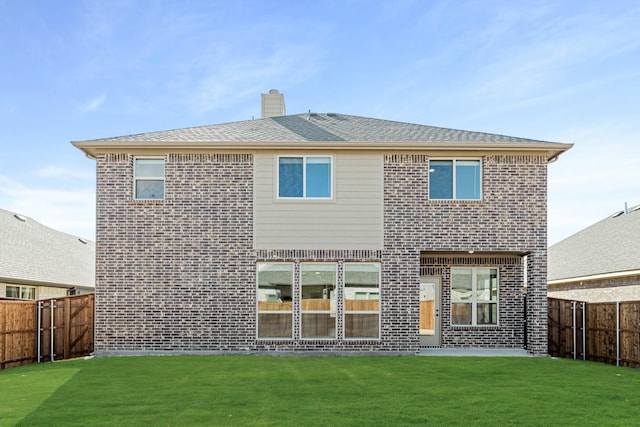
left=0, top=294, right=94, bottom=369
left=548, top=298, right=586, bottom=360
left=38, top=294, right=95, bottom=362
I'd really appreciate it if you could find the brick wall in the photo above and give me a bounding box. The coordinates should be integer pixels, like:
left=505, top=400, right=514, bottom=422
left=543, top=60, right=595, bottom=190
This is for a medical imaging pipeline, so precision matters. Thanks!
left=95, top=151, right=548, bottom=355
left=421, top=255, right=525, bottom=348
left=383, top=154, right=548, bottom=354
left=95, top=153, right=254, bottom=352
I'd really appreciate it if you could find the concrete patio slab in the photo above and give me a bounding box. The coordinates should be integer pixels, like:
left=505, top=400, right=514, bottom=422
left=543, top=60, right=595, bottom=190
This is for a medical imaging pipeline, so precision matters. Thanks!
left=419, top=348, right=531, bottom=357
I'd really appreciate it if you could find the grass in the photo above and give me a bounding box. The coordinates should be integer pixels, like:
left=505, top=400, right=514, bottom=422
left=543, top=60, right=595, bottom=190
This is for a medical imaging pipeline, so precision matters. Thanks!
left=1, top=356, right=639, bottom=426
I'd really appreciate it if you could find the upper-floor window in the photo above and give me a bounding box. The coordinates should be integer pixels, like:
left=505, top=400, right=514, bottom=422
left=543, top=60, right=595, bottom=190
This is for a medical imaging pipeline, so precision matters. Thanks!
left=429, top=159, right=481, bottom=200
left=278, top=156, right=332, bottom=199
left=134, top=158, right=164, bottom=200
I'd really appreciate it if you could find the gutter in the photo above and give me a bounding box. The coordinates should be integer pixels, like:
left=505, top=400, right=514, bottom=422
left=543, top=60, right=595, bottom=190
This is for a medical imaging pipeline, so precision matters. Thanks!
left=547, top=269, right=640, bottom=287
left=71, top=139, right=574, bottom=161
left=0, top=276, right=95, bottom=290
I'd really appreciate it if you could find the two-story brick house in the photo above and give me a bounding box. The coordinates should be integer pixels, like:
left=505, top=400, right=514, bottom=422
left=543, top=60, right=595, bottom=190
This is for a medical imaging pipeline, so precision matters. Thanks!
left=73, top=90, right=571, bottom=356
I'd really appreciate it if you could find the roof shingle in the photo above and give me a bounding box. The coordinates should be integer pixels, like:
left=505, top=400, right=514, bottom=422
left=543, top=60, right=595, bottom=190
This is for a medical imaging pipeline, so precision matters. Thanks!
left=0, top=209, right=95, bottom=288
left=548, top=205, right=640, bottom=281
left=80, top=113, right=560, bottom=144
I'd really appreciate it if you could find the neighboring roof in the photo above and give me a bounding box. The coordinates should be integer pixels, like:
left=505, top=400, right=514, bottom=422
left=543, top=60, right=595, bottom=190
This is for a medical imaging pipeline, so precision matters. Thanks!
left=0, top=209, right=95, bottom=289
left=548, top=204, right=640, bottom=282
left=548, top=285, right=640, bottom=303
left=72, top=113, right=572, bottom=159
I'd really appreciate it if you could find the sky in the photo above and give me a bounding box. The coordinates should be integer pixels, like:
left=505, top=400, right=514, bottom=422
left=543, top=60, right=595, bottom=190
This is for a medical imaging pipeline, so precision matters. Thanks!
left=0, top=0, right=639, bottom=246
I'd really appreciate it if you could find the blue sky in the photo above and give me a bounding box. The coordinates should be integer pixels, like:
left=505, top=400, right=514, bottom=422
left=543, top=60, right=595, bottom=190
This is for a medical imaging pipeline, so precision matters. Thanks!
left=1, top=0, right=639, bottom=245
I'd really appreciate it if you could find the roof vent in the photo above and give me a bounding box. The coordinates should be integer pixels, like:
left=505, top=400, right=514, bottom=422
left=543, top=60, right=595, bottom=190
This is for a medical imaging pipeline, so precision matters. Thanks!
left=78, top=238, right=88, bottom=244
left=13, top=214, right=26, bottom=222
left=612, top=202, right=634, bottom=218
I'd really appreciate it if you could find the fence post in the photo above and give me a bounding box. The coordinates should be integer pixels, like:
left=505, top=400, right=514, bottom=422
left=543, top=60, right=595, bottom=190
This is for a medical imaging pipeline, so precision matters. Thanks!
left=50, top=299, right=55, bottom=362
left=572, top=301, right=576, bottom=360
left=616, top=301, right=620, bottom=367
left=581, top=302, right=586, bottom=361
left=37, top=300, right=41, bottom=363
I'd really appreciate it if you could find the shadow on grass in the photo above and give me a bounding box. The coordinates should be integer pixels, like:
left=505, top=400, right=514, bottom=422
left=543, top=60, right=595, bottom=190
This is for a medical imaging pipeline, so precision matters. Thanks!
left=0, top=361, right=82, bottom=426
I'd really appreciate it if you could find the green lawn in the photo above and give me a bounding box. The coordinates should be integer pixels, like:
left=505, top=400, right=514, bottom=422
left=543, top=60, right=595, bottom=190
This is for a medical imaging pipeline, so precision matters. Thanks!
left=1, top=355, right=639, bottom=426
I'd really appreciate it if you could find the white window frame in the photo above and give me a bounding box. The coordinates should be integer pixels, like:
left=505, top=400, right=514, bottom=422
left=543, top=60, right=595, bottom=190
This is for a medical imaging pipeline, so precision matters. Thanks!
left=255, top=261, right=382, bottom=341
left=300, top=262, right=338, bottom=340
left=256, top=262, right=294, bottom=340
left=6, top=285, right=36, bottom=300
left=428, top=158, right=482, bottom=201
left=133, top=157, right=165, bottom=200
left=276, top=155, right=334, bottom=200
left=451, top=267, right=499, bottom=326
left=343, top=262, right=381, bottom=340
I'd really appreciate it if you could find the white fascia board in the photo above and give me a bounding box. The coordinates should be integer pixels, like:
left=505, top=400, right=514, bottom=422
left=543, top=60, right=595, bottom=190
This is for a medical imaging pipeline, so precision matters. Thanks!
left=547, top=269, right=640, bottom=286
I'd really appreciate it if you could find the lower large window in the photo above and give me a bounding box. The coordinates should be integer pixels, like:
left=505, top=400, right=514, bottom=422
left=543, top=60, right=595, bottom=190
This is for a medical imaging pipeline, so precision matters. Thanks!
left=256, top=262, right=381, bottom=339
left=451, top=267, right=498, bottom=326
left=301, top=263, right=337, bottom=338
left=344, top=263, right=380, bottom=338
left=257, top=263, right=293, bottom=338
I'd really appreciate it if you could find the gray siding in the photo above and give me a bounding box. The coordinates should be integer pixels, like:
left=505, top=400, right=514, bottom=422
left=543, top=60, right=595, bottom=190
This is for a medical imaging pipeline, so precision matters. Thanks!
left=254, top=153, right=383, bottom=250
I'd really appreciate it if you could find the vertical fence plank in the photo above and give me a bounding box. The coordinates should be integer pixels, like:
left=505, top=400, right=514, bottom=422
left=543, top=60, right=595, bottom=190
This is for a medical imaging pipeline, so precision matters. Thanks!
left=560, top=299, right=573, bottom=358
left=63, top=297, right=71, bottom=360
left=1, top=302, right=6, bottom=370
left=547, top=298, right=560, bottom=357
left=620, top=302, right=640, bottom=368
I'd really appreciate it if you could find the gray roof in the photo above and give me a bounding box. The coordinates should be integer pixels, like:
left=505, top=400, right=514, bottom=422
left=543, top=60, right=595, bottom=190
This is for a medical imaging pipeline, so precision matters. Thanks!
left=548, top=285, right=640, bottom=303
left=81, top=113, right=558, bottom=144
left=0, top=209, right=95, bottom=288
left=548, top=205, right=640, bottom=281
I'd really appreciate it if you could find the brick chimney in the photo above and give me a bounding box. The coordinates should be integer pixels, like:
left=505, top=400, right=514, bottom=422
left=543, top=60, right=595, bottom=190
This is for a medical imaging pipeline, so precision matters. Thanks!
left=261, top=89, right=286, bottom=118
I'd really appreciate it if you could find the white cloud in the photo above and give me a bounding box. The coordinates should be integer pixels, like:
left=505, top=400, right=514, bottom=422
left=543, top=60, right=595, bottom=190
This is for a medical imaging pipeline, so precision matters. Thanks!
left=78, top=92, right=107, bottom=114
left=447, top=6, right=640, bottom=109
left=0, top=174, right=95, bottom=240
left=36, top=166, right=94, bottom=179
left=190, top=45, right=322, bottom=116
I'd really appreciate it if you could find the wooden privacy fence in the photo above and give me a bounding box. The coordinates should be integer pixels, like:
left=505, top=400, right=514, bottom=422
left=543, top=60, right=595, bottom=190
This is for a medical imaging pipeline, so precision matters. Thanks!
left=0, top=293, right=94, bottom=369
left=548, top=298, right=640, bottom=368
